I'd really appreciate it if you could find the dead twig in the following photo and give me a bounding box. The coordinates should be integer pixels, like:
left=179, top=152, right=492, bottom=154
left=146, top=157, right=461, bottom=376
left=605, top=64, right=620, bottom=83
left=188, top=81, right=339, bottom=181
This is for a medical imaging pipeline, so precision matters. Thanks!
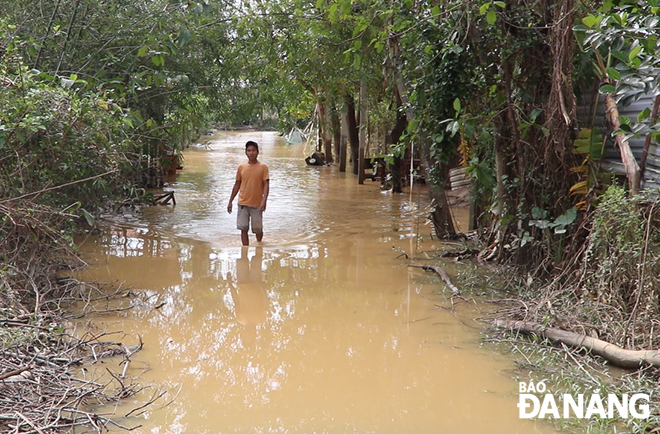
left=409, top=264, right=460, bottom=295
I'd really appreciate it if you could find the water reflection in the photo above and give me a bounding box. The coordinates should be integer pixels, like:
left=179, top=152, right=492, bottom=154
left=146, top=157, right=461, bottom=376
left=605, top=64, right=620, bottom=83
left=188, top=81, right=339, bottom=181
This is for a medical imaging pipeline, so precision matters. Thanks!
left=229, top=247, right=269, bottom=347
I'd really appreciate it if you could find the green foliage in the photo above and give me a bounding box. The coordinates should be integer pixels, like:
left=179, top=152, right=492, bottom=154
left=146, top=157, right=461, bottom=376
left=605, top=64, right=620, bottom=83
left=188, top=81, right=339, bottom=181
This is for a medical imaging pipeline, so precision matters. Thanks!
left=575, top=0, right=660, bottom=141
left=529, top=206, right=578, bottom=235
left=569, top=129, right=610, bottom=210
left=580, top=185, right=660, bottom=347
left=587, top=185, right=649, bottom=281
left=0, top=30, right=137, bottom=212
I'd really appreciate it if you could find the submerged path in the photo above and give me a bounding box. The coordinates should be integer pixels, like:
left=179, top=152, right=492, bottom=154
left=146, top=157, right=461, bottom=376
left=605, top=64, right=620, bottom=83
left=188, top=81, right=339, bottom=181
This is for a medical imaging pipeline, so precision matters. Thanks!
left=78, top=131, right=552, bottom=433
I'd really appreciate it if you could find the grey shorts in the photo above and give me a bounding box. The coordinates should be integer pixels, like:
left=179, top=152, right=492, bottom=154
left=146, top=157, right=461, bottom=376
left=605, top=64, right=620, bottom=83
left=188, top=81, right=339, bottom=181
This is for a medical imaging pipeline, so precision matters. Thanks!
left=237, top=205, right=263, bottom=233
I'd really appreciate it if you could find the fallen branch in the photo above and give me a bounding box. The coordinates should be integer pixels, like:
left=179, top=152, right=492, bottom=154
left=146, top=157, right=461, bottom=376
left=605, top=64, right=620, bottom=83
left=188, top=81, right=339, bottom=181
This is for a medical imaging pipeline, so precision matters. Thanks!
left=153, top=191, right=175, bottom=205
left=0, top=365, right=34, bottom=381
left=493, top=319, right=660, bottom=369
left=0, top=170, right=118, bottom=204
left=409, top=264, right=460, bottom=295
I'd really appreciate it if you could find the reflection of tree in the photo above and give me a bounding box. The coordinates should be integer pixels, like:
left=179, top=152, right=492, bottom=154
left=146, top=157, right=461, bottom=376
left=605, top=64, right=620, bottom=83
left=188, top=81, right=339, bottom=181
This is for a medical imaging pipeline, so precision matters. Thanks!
left=229, top=247, right=268, bottom=346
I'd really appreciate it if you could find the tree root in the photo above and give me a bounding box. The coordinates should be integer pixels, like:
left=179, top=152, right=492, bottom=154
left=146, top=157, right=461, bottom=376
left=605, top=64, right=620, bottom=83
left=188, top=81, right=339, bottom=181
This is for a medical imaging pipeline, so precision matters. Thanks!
left=493, top=319, right=660, bottom=369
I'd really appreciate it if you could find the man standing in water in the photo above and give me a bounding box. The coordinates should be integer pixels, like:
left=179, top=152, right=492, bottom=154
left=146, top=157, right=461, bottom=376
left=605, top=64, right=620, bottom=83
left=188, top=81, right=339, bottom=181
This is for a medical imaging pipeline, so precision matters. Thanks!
left=227, top=141, right=270, bottom=246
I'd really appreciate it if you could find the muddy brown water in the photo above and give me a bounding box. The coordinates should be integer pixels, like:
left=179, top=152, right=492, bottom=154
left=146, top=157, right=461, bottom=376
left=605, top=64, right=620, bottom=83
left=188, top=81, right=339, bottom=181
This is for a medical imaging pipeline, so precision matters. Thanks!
left=75, top=131, right=554, bottom=433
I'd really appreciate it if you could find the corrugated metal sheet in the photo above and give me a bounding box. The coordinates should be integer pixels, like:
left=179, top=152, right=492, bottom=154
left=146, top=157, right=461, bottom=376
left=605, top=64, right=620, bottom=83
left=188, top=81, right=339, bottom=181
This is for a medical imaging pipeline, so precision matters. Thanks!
left=577, top=89, right=660, bottom=189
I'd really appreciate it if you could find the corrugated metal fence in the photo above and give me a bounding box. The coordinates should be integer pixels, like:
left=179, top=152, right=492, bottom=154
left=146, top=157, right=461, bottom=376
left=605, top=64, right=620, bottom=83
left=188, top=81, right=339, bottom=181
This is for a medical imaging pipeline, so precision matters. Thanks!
left=577, top=89, right=660, bottom=190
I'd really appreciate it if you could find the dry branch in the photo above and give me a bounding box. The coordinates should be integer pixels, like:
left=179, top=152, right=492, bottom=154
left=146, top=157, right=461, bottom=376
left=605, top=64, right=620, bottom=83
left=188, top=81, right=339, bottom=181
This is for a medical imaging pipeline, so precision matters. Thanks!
left=493, top=319, right=660, bottom=369
left=409, top=264, right=460, bottom=294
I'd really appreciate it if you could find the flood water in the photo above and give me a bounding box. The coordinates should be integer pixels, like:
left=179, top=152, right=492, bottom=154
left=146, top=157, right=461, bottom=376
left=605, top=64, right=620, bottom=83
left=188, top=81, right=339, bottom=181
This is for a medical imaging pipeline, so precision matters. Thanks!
left=75, top=131, right=552, bottom=434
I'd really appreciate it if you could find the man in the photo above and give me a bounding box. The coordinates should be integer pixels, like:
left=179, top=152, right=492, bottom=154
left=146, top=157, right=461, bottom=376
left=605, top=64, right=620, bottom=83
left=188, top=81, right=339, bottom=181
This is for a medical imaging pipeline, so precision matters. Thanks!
left=227, top=141, right=270, bottom=246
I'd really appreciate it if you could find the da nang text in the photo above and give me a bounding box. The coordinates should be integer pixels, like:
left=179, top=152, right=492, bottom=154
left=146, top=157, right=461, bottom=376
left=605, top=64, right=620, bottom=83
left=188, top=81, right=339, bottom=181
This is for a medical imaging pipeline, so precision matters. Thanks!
left=518, top=381, right=650, bottom=419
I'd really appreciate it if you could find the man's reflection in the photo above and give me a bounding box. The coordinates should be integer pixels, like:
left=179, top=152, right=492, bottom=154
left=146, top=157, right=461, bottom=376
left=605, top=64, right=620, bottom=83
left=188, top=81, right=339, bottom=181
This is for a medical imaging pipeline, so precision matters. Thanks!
left=229, top=246, right=268, bottom=346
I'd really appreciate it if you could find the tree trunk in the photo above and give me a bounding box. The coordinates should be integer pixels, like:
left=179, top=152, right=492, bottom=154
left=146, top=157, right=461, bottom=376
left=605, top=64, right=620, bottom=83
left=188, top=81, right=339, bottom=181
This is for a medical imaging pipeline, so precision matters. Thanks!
left=358, top=81, right=367, bottom=184
left=332, top=108, right=341, bottom=166
left=494, top=118, right=508, bottom=221
left=388, top=106, right=407, bottom=194
left=419, top=144, right=457, bottom=238
left=339, top=136, right=347, bottom=172
left=317, top=98, right=333, bottom=163
left=494, top=319, right=660, bottom=369
left=388, top=29, right=455, bottom=238
left=604, top=92, right=641, bottom=195
left=344, top=93, right=360, bottom=176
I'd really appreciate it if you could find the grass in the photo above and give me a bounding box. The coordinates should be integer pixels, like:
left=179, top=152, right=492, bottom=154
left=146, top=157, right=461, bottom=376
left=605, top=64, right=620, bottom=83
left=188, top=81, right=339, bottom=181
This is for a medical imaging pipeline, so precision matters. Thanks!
left=485, top=331, right=660, bottom=434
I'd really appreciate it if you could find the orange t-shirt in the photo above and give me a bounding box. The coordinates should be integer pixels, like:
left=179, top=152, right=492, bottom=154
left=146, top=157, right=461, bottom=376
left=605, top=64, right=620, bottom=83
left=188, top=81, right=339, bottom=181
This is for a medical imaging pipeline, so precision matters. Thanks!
left=236, top=161, right=269, bottom=207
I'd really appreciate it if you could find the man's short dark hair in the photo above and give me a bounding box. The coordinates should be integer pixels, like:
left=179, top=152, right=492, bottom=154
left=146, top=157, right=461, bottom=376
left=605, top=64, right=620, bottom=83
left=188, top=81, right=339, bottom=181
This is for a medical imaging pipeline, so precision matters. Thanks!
left=246, top=141, right=259, bottom=151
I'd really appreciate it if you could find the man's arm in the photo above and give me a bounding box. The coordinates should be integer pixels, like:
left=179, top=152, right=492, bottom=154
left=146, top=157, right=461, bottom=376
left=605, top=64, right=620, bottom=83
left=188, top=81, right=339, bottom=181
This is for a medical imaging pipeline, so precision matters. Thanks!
left=260, top=179, right=269, bottom=212
left=228, top=180, right=241, bottom=213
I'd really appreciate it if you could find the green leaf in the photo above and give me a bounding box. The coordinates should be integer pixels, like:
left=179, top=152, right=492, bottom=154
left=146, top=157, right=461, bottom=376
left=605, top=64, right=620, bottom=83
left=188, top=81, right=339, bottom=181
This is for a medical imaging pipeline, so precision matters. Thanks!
left=178, top=28, right=192, bottom=47
left=486, top=9, right=497, bottom=24
left=328, top=3, right=338, bottom=22
left=529, top=219, right=554, bottom=229
left=638, top=107, right=651, bottom=122
left=598, top=84, right=615, bottom=94
left=80, top=208, right=95, bottom=226
left=531, top=206, right=547, bottom=220
left=447, top=120, right=459, bottom=136
left=450, top=45, right=464, bottom=54
left=617, top=124, right=632, bottom=133
left=353, top=53, right=361, bottom=69
left=605, top=68, right=621, bottom=81
left=479, top=3, right=490, bottom=15
left=554, top=207, right=577, bottom=227
left=464, top=123, right=475, bottom=137
left=453, top=98, right=461, bottom=113
left=643, top=35, right=658, bottom=52
left=610, top=50, right=628, bottom=63
left=431, top=5, right=440, bottom=16
left=582, top=14, right=598, bottom=28
left=629, top=46, right=642, bottom=62
left=151, top=54, right=165, bottom=67
left=530, top=108, right=543, bottom=123
left=138, top=46, right=149, bottom=57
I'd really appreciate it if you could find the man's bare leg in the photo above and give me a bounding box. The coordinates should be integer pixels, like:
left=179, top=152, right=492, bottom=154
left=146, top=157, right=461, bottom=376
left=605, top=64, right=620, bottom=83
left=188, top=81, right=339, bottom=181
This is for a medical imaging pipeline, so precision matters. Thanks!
left=256, top=232, right=263, bottom=242
left=241, top=230, right=249, bottom=246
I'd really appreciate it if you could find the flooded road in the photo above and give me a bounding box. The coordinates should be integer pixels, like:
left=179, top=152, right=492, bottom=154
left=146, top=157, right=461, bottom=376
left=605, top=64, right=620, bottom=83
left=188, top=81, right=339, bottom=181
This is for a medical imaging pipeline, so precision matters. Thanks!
left=76, top=131, right=552, bottom=433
